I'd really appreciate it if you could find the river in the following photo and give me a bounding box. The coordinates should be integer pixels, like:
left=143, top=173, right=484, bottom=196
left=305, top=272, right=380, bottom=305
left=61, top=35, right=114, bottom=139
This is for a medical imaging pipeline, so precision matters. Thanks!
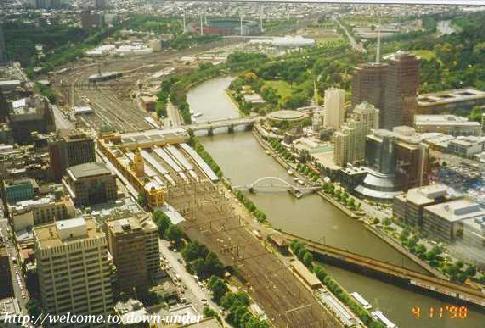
left=188, top=77, right=485, bottom=328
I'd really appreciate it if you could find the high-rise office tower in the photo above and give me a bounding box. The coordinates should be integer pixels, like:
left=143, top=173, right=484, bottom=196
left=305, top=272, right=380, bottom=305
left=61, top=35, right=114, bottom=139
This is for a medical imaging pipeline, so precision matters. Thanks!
left=106, top=214, right=159, bottom=295
left=351, top=63, right=388, bottom=125
left=384, top=51, right=419, bottom=129
left=324, top=88, right=346, bottom=130
left=34, top=217, right=113, bottom=316
left=48, top=130, right=96, bottom=181
left=351, top=52, right=419, bottom=129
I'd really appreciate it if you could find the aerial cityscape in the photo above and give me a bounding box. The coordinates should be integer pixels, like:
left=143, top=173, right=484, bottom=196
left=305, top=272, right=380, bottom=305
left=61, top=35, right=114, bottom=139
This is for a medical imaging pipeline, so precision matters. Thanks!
left=1, top=0, right=485, bottom=327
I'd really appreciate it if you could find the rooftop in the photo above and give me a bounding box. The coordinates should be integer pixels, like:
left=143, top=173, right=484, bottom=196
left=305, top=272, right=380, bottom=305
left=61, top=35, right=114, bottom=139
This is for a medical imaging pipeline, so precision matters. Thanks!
left=418, top=88, right=485, bottom=106
left=267, top=110, right=305, bottom=121
left=402, top=184, right=448, bottom=206
left=425, top=200, right=485, bottom=223
left=414, top=115, right=480, bottom=126
left=35, top=217, right=101, bottom=249
left=67, top=162, right=112, bottom=180
left=107, top=214, right=156, bottom=235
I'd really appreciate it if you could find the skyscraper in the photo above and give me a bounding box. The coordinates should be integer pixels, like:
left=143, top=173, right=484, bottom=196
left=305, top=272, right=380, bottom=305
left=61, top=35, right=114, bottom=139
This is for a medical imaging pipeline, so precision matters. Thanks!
left=351, top=63, right=388, bottom=125
left=333, top=102, right=379, bottom=167
left=324, top=88, right=346, bottom=130
left=351, top=52, right=419, bottom=130
left=384, top=51, right=419, bottom=129
left=106, top=214, right=159, bottom=295
left=34, top=217, right=113, bottom=316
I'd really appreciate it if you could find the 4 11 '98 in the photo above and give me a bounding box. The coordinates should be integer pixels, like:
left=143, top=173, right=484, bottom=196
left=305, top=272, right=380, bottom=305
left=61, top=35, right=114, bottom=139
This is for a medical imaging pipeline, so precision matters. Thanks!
left=412, top=306, right=468, bottom=319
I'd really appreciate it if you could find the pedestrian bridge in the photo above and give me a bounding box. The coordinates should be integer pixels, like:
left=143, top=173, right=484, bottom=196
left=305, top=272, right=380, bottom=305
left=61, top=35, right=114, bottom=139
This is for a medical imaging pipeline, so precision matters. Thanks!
left=278, top=232, right=485, bottom=308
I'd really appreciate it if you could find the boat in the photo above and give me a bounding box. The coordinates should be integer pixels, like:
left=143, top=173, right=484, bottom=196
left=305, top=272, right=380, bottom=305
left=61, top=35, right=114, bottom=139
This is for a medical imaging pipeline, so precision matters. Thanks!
left=265, top=150, right=270, bottom=155
left=193, top=112, right=203, bottom=118
left=297, top=179, right=305, bottom=185
left=293, top=177, right=299, bottom=182
left=371, top=311, right=397, bottom=328
left=288, top=169, right=295, bottom=176
left=350, top=292, right=372, bottom=310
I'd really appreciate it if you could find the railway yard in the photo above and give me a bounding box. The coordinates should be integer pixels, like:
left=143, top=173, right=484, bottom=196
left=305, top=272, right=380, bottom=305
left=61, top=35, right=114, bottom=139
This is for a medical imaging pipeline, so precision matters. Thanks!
left=50, top=39, right=241, bottom=133
left=49, top=37, right=348, bottom=328
left=97, top=127, right=343, bottom=328
left=169, top=182, right=342, bottom=328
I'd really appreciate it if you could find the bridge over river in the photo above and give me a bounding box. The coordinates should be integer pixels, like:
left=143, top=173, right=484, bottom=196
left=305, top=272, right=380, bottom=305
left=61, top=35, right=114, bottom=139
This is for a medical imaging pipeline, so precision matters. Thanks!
left=185, top=116, right=261, bottom=134
left=234, top=176, right=322, bottom=198
left=279, top=232, right=485, bottom=308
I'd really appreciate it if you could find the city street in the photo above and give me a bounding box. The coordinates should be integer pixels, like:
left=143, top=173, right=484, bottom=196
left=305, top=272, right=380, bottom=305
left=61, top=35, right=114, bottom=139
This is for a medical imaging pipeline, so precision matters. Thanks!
left=158, top=239, right=225, bottom=321
left=0, top=218, right=29, bottom=314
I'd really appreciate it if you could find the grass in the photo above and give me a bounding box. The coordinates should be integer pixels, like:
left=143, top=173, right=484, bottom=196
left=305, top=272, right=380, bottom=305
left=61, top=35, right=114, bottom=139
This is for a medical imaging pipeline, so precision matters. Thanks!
left=316, top=37, right=344, bottom=46
left=264, top=80, right=293, bottom=98
left=412, top=50, right=436, bottom=61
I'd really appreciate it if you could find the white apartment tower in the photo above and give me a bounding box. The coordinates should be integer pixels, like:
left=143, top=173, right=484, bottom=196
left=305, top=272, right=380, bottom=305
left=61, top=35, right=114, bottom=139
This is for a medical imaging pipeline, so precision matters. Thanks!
left=333, top=102, right=379, bottom=167
left=34, top=217, right=113, bottom=317
left=324, top=88, right=346, bottom=130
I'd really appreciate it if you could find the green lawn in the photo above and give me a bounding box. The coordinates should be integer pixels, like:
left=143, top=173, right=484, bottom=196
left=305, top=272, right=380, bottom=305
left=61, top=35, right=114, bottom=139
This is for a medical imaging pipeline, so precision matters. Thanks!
left=264, top=80, right=293, bottom=98
left=412, top=50, right=436, bottom=61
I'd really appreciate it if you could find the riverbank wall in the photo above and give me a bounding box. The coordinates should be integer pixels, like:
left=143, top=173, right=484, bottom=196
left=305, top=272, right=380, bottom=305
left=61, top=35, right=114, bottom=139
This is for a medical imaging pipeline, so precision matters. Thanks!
left=251, top=125, right=445, bottom=277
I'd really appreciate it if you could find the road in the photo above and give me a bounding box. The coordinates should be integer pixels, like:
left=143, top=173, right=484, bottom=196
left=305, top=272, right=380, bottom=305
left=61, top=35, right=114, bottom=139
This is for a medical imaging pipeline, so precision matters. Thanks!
left=164, top=101, right=183, bottom=128
left=0, top=218, right=29, bottom=314
left=158, top=239, right=226, bottom=323
left=333, top=17, right=365, bottom=53
left=51, top=105, right=74, bottom=130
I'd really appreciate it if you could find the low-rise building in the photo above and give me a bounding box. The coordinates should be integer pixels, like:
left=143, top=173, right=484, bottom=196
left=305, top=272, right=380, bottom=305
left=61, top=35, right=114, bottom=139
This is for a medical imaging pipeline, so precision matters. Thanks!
left=63, top=162, right=118, bottom=206
left=423, top=200, right=485, bottom=242
left=9, top=194, right=76, bottom=231
left=414, top=115, right=481, bottom=136
left=447, top=136, right=485, bottom=158
left=393, top=184, right=449, bottom=227
left=289, top=260, right=322, bottom=290
left=418, top=88, right=485, bottom=115
left=3, top=178, right=37, bottom=203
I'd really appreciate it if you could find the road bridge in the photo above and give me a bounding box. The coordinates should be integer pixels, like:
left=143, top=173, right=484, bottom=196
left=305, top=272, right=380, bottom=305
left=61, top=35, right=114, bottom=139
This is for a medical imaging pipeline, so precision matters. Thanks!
left=234, top=176, right=322, bottom=197
left=185, top=116, right=260, bottom=134
left=279, top=232, right=485, bottom=308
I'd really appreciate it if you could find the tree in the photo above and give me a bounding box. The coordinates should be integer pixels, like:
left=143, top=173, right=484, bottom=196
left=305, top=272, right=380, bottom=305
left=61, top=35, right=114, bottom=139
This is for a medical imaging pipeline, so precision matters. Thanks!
left=208, top=276, right=228, bottom=303
left=165, top=225, right=184, bottom=249
left=137, top=193, right=147, bottom=207
left=26, top=298, right=43, bottom=320
left=303, top=251, right=314, bottom=268
left=153, top=211, right=171, bottom=238
left=182, top=241, right=209, bottom=262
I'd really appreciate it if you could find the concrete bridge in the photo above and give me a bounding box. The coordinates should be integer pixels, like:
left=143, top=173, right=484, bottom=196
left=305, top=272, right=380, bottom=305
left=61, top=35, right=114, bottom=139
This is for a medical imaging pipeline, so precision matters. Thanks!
left=185, top=116, right=260, bottom=135
left=234, top=176, right=321, bottom=198
left=279, top=232, right=485, bottom=308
